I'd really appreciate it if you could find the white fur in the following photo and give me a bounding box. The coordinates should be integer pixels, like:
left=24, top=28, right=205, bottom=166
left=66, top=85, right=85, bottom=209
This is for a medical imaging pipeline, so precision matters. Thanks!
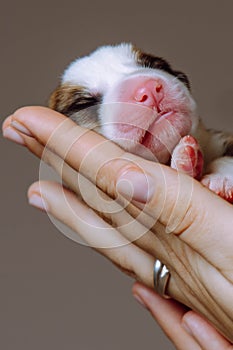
left=63, top=43, right=139, bottom=94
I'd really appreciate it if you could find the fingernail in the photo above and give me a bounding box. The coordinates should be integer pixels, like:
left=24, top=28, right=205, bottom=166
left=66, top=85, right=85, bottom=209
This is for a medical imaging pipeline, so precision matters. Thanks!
left=182, top=319, right=194, bottom=337
left=133, top=293, right=147, bottom=309
left=11, top=120, right=32, bottom=136
left=28, top=193, right=48, bottom=211
left=3, top=127, right=25, bottom=145
left=116, top=170, right=155, bottom=203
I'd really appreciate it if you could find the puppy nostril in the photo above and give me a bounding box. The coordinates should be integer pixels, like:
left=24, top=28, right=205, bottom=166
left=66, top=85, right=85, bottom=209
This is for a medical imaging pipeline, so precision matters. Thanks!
left=135, top=94, right=148, bottom=103
left=139, top=94, right=148, bottom=102
left=155, top=84, right=162, bottom=93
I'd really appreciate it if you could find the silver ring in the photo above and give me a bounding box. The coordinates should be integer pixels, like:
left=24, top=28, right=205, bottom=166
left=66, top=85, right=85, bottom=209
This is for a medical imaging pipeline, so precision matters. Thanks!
left=153, top=259, right=171, bottom=299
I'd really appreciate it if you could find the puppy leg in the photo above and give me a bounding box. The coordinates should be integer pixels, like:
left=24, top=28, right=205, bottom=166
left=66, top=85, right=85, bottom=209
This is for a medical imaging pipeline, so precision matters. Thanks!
left=201, top=157, right=233, bottom=203
left=171, top=135, right=204, bottom=180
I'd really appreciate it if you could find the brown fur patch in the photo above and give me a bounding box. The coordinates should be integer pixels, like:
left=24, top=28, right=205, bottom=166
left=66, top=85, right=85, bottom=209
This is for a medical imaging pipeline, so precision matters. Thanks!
left=49, top=84, right=101, bottom=116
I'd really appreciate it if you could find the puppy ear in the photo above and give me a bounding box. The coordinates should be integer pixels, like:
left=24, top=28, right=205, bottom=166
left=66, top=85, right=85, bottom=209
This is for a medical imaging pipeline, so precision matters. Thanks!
left=48, top=84, right=101, bottom=116
left=134, top=47, right=191, bottom=90
left=134, top=47, right=173, bottom=73
left=223, top=140, right=233, bottom=157
left=173, top=71, right=191, bottom=90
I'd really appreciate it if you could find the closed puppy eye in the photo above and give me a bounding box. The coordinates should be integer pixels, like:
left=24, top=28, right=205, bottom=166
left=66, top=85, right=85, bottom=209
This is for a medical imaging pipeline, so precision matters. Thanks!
left=64, top=91, right=101, bottom=115
left=49, top=84, right=101, bottom=116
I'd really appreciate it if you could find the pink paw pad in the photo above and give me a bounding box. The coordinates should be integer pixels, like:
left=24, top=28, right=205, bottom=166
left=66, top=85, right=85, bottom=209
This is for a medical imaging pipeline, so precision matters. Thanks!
left=201, top=174, right=233, bottom=204
left=171, top=135, right=204, bottom=180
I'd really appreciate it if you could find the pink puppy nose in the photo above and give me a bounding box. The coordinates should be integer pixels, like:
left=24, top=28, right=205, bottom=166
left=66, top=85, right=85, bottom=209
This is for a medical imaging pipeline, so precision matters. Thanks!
left=134, top=81, right=164, bottom=108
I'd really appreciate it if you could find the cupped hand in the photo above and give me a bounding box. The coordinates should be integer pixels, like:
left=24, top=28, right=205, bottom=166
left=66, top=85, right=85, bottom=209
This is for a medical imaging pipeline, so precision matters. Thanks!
left=2, top=106, right=233, bottom=342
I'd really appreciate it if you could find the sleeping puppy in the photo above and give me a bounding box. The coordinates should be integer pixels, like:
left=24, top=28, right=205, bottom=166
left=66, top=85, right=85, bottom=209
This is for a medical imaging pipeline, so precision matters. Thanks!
left=49, top=43, right=233, bottom=203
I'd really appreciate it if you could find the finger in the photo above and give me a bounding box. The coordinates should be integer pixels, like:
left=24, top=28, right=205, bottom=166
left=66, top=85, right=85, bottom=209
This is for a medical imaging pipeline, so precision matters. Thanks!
left=133, top=278, right=232, bottom=344
left=132, top=282, right=201, bottom=350
left=182, top=311, right=233, bottom=348
left=2, top=115, right=45, bottom=159
left=9, top=107, right=127, bottom=186
left=27, top=180, right=155, bottom=287
left=7, top=107, right=162, bottom=204
left=2, top=115, right=12, bottom=129
left=2, top=116, right=26, bottom=146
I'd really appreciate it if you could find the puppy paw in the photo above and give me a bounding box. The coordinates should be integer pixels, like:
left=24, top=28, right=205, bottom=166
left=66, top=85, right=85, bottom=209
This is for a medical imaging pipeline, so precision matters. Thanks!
left=171, top=135, right=204, bottom=180
left=201, top=174, right=233, bottom=203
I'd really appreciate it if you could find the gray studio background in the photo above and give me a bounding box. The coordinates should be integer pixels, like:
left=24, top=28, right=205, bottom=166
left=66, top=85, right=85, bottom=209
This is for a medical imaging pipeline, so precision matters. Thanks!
left=1, top=1, right=232, bottom=349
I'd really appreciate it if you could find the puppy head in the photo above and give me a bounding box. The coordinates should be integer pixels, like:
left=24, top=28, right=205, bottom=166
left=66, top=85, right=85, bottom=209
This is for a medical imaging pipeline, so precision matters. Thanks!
left=49, top=43, right=198, bottom=162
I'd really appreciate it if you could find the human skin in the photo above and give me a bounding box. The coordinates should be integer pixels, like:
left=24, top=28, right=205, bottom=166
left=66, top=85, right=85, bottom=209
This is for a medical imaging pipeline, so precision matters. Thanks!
left=133, top=282, right=233, bottom=349
left=2, top=106, right=233, bottom=346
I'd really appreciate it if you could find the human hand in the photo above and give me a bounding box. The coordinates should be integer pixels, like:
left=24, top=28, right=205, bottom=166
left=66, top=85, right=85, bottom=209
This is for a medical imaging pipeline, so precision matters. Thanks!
left=133, top=282, right=233, bottom=350
left=2, top=107, right=233, bottom=342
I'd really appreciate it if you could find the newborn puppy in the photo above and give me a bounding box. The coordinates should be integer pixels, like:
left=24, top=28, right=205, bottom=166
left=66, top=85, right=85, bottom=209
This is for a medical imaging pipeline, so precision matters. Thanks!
left=49, top=43, right=233, bottom=203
